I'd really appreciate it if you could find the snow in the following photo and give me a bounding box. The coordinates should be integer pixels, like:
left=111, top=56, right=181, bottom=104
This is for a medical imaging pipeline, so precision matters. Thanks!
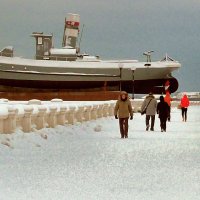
left=0, top=105, right=200, bottom=200
left=0, top=105, right=8, bottom=117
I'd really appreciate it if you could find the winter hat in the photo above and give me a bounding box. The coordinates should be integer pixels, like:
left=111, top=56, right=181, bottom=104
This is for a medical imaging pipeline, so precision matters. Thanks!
left=119, top=91, right=128, bottom=101
left=160, top=96, right=164, bottom=101
left=120, top=91, right=128, bottom=96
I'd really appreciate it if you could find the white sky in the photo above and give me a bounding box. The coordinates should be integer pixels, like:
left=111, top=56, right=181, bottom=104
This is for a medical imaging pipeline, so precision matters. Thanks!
left=0, top=0, right=200, bottom=91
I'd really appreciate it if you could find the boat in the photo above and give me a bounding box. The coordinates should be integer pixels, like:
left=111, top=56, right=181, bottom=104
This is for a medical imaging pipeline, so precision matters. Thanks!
left=0, top=13, right=181, bottom=100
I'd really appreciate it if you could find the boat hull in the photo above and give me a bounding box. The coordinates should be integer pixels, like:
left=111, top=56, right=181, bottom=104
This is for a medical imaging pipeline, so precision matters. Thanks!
left=0, top=77, right=178, bottom=100
left=0, top=56, right=180, bottom=100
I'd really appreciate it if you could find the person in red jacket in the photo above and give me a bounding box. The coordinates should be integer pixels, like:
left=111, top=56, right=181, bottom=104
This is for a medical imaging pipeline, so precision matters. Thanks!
left=180, top=94, right=190, bottom=122
left=164, top=91, right=172, bottom=121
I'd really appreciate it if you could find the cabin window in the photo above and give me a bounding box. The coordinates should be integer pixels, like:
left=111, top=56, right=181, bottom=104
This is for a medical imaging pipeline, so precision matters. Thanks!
left=37, top=37, right=43, bottom=45
left=44, top=38, right=51, bottom=53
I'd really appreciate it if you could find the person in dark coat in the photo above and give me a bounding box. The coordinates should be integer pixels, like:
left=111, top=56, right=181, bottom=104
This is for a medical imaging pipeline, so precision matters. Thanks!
left=157, top=96, right=169, bottom=132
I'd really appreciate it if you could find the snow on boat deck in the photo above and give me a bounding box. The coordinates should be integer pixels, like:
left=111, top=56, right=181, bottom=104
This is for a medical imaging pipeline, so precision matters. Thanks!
left=0, top=106, right=200, bottom=200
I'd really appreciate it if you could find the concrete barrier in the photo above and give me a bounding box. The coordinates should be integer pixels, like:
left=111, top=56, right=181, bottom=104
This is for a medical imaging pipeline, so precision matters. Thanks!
left=75, top=106, right=85, bottom=123
left=22, top=106, right=33, bottom=132
left=35, top=106, right=47, bottom=130
left=83, top=105, right=92, bottom=121
left=108, top=103, right=115, bottom=116
left=47, top=106, right=57, bottom=128
left=91, top=105, right=98, bottom=120
left=97, top=104, right=104, bottom=118
left=103, top=103, right=109, bottom=117
left=57, top=106, right=67, bottom=125
left=4, top=106, right=18, bottom=134
left=0, top=100, right=199, bottom=134
left=0, top=111, right=8, bottom=133
left=66, top=106, right=76, bottom=125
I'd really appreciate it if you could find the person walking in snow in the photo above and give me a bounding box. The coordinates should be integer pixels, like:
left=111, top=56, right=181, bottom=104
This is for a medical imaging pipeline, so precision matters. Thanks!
left=180, top=94, right=190, bottom=122
left=164, top=91, right=172, bottom=121
left=157, top=96, right=169, bottom=132
left=141, top=92, right=157, bottom=131
left=114, top=91, right=133, bottom=138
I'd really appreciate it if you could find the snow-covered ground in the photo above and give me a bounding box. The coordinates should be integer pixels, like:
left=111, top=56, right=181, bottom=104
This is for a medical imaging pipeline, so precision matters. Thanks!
left=0, top=106, right=200, bottom=200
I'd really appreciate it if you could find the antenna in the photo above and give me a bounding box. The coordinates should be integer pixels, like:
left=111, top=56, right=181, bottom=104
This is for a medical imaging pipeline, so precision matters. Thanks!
left=62, top=17, right=66, bottom=47
left=143, top=50, right=154, bottom=62
left=78, top=24, right=85, bottom=52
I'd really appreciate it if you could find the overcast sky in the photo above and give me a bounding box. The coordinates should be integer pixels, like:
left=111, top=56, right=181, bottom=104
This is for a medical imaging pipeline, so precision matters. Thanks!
left=0, top=0, right=200, bottom=92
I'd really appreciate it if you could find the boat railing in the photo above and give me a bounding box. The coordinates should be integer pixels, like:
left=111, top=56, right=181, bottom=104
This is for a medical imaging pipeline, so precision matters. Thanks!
left=34, top=54, right=77, bottom=61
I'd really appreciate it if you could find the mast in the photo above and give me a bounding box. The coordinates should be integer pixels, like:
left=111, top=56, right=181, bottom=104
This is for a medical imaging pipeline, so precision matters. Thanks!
left=62, top=13, right=80, bottom=49
left=77, top=24, right=85, bottom=53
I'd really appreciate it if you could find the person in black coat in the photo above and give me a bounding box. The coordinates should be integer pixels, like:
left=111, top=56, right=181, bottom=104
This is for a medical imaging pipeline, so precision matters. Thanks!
left=157, top=96, right=169, bottom=132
